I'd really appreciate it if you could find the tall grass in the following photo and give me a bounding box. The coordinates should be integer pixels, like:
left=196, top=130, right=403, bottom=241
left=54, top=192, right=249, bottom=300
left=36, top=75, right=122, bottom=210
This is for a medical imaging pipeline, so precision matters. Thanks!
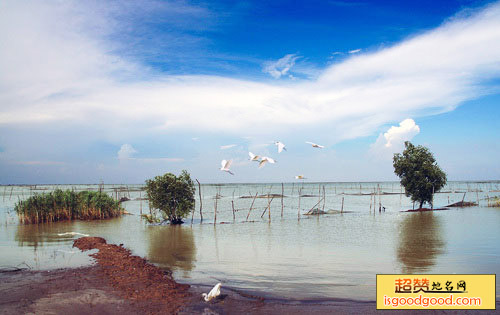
left=15, top=189, right=124, bottom=224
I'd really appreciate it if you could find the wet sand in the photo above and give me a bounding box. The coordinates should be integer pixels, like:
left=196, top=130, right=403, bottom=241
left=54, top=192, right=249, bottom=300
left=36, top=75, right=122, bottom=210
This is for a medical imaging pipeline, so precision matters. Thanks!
left=1, top=237, right=497, bottom=314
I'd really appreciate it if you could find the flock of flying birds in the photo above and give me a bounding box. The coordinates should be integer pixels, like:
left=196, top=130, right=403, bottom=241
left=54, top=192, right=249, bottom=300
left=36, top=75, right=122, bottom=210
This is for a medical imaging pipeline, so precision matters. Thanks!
left=219, top=141, right=325, bottom=178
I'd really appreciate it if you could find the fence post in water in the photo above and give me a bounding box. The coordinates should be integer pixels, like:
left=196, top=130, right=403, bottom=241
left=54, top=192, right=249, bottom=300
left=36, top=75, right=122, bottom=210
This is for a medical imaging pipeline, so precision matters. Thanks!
left=281, top=183, right=284, bottom=218
left=261, top=197, right=275, bottom=219
left=461, top=192, right=466, bottom=207
left=298, top=188, right=302, bottom=220
left=196, top=179, right=203, bottom=222
left=268, top=192, right=271, bottom=221
left=322, top=186, right=326, bottom=212
left=214, top=189, right=218, bottom=225
left=341, top=196, right=344, bottom=213
left=246, top=192, right=259, bottom=222
left=232, top=200, right=235, bottom=222
left=140, top=191, right=143, bottom=215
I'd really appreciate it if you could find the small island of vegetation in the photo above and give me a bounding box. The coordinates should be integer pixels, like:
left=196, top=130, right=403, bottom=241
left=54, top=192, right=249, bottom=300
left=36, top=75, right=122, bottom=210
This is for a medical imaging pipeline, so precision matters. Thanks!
left=15, top=189, right=123, bottom=224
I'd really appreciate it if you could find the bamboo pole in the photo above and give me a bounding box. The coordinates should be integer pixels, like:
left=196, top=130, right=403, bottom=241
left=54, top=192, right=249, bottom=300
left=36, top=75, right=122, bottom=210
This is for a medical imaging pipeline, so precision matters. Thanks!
left=341, top=196, right=344, bottom=213
left=461, top=192, right=466, bottom=206
left=232, top=200, right=236, bottom=221
left=246, top=192, right=258, bottom=221
left=281, top=183, right=284, bottom=218
left=140, top=191, right=143, bottom=215
left=196, top=179, right=203, bottom=221
left=322, top=186, right=326, bottom=212
left=214, top=188, right=219, bottom=225
left=369, top=194, right=372, bottom=213
left=298, top=188, right=302, bottom=220
left=261, top=197, right=275, bottom=218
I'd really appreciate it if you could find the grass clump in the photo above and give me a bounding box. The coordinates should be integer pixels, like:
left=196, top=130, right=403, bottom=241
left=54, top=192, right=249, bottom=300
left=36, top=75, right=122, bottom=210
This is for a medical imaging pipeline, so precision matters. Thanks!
left=488, top=196, right=500, bottom=207
left=15, top=189, right=124, bottom=224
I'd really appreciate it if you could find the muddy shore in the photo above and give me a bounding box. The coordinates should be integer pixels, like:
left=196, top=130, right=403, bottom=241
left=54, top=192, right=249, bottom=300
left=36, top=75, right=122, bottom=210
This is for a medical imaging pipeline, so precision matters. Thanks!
left=1, top=237, right=497, bottom=314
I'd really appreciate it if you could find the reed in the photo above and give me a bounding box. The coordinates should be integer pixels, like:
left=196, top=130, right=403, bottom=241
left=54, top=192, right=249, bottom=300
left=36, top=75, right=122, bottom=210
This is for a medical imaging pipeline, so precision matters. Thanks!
left=14, top=189, right=123, bottom=224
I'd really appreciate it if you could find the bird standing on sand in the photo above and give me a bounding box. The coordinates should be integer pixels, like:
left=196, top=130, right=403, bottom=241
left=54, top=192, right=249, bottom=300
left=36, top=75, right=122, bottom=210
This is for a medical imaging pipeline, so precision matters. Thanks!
left=248, top=152, right=260, bottom=161
left=202, top=283, right=222, bottom=302
left=259, top=156, right=276, bottom=168
left=274, top=141, right=286, bottom=153
left=306, top=141, right=324, bottom=148
left=220, top=160, right=234, bottom=175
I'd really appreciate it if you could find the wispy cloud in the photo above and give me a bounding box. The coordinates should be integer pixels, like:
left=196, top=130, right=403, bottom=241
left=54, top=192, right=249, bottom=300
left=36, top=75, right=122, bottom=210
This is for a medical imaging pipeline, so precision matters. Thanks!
left=263, top=54, right=300, bottom=79
left=12, top=160, right=65, bottom=166
left=348, top=48, right=362, bottom=54
left=1, top=1, right=500, bottom=170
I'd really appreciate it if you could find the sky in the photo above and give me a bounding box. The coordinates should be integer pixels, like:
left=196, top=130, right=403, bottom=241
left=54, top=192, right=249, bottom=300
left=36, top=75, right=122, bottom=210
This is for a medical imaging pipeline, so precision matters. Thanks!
left=1, top=0, right=500, bottom=184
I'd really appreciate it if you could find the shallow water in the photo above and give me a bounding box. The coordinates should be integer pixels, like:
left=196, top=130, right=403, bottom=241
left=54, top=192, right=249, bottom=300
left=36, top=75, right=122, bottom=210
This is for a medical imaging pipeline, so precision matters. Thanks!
left=1, top=182, right=499, bottom=301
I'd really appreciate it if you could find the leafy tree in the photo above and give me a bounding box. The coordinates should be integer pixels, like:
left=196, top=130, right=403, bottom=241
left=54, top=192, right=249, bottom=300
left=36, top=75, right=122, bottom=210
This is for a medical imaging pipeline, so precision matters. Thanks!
left=393, top=141, right=447, bottom=209
left=145, top=170, right=195, bottom=224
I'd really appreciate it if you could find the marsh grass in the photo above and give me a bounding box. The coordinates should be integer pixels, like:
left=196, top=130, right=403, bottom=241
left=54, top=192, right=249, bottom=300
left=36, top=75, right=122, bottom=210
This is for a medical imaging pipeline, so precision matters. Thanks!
left=15, top=189, right=123, bottom=224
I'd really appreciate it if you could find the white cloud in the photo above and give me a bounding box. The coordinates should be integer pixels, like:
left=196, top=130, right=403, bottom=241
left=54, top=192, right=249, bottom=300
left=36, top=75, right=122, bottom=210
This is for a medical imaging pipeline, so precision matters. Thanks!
left=220, top=144, right=237, bottom=150
left=1, top=1, right=500, bottom=147
left=348, top=48, right=362, bottom=54
left=263, top=54, right=299, bottom=79
left=117, top=144, right=137, bottom=160
left=370, top=119, right=420, bottom=157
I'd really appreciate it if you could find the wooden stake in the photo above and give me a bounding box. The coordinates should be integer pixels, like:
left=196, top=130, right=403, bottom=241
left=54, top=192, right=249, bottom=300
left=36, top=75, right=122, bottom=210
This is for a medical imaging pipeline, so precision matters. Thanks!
left=246, top=192, right=258, bottom=221
left=261, top=197, right=275, bottom=218
left=281, top=183, right=284, bottom=218
left=196, top=179, right=203, bottom=221
left=232, top=200, right=235, bottom=221
left=322, top=186, right=326, bottom=212
left=298, top=188, right=302, bottom=220
left=214, top=195, right=218, bottom=225
left=341, top=196, right=344, bottom=213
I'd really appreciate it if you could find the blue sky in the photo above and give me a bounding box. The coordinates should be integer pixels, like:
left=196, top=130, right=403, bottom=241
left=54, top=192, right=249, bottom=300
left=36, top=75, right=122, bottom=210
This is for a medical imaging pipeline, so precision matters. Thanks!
left=1, top=0, right=500, bottom=184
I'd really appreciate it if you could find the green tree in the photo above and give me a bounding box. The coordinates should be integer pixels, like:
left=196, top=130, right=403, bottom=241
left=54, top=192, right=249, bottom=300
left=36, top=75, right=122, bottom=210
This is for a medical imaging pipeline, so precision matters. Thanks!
left=145, top=170, right=195, bottom=224
left=393, top=141, right=447, bottom=209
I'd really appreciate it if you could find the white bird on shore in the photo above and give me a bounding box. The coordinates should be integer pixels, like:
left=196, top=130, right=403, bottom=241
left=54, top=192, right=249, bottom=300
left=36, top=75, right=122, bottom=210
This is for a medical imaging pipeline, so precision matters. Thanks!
left=274, top=141, right=286, bottom=153
left=306, top=141, right=324, bottom=148
left=220, top=160, right=234, bottom=175
left=248, top=152, right=260, bottom=161
left=259, top=156, right=276, bottom=168
left=295, top=175, right=306, bottom=180
left=202, top=283, right=222, bottom=302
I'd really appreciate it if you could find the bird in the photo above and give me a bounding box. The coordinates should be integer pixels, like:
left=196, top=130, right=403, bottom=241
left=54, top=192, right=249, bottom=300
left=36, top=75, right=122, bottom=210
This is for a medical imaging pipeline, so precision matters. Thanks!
left=202, top=283, right=222, bottom=302
left=295, top=175, right=306, bottom=180
left=259, top=156, right=276, bottom=168
left=248, top=152, right=260, bottom=161
left=274, top=141, right=286, bottom=153
left=220, top=160, right=234, bottom=175
left=306, top=141, right=324, bottom=148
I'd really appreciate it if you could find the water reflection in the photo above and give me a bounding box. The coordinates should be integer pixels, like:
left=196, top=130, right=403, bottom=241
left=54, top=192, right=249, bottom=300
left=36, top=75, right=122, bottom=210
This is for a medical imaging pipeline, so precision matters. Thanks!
left=397, top=212, right=445, bottom=273
left=15, top=223, right=68, bottom=248
left=146, top=225, right=196, bottom=276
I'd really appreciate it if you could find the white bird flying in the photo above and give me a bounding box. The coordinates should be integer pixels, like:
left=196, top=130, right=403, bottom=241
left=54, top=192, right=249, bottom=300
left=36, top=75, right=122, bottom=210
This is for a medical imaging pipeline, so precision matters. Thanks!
left=220, top=160, right=234, bottom=175
left=274, top=141, right=286, bottom=153
left=248, top=152, right=260, bottom=161
left=295, top=175, right=306, bottom=180
left=306, top=141, right=324, bottom=148
left=259, top=156, right=276, bottom=168
left=202, top=283, right=222, bottom=302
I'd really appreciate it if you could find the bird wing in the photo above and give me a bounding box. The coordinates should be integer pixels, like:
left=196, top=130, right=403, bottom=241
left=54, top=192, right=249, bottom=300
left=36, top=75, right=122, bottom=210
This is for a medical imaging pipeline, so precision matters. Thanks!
left=221, top=160, right=227, bottom=169
left=277, top=142, right=285, bottom=153
left=225, top=159, right=233, bottom=169
left=259, top=159, right=267, bottom=168
left=249, top=152, right=255, bottom=160
left=306, top=141, right=315, bottom=146
left=267, top=157, right=276, bottom=163
left=208, top=283, right=222, bottom=298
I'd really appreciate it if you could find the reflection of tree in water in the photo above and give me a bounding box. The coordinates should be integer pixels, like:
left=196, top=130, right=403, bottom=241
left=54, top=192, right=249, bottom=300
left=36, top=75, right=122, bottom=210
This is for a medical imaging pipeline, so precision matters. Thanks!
left=147, top=225, right=196, bottom=275
left=397, top=212, right=445, bottom=274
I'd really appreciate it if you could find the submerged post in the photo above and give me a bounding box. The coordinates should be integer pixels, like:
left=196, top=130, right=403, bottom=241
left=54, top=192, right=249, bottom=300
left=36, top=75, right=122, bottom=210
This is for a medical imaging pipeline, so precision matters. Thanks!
left=281, top=183, right=284, bottom=218
left=298, top=188, right=302, bottom=220
left=196, top=179, right=203, bottom=221
left=341, top=196, right=344, bottom=213
left=246, top=192, right=258, bottom=221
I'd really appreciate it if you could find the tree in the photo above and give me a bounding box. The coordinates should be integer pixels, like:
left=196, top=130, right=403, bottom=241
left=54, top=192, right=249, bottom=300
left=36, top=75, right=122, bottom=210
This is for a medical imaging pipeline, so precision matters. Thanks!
left=145, top=170, right=195, bottom=224
left=393, top=141, right=447, bottom=209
